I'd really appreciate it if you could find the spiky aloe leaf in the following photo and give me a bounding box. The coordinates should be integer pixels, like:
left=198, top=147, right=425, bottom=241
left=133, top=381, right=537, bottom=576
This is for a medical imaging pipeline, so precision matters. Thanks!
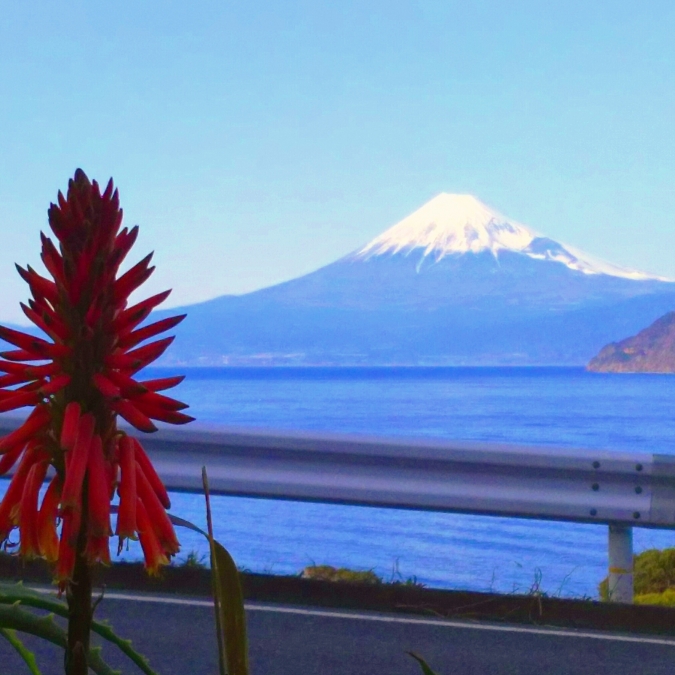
left=84, top=614, right=159, bottom=675
left=0, top=603, right=118, bottom=675
left=0, top=583, right=158, bottom=675
left=408, top=651, right=441, bottom=675
left=169, top=472, right=250, bottom=675
left=0, top=627, right=42, bottom=675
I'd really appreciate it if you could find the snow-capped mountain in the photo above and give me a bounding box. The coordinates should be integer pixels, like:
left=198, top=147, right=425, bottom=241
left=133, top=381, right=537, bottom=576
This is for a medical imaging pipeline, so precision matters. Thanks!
left=149, top=194, right=675, bottom=366
left=355, top=193, right=666, bottom=281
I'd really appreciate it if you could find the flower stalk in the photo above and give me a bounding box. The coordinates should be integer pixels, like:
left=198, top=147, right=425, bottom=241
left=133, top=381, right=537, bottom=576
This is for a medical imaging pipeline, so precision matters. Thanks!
left=0, top=169, right=192, bottom=674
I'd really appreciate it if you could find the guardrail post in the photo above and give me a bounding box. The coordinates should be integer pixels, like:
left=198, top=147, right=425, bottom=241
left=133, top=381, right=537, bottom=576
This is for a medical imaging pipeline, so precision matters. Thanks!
left=608, top=524, right=633, bottom=603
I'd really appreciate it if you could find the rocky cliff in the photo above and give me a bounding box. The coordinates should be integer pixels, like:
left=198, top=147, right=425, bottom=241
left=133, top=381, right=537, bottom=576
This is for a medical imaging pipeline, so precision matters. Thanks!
left=587, top=311, right=675, bottom=373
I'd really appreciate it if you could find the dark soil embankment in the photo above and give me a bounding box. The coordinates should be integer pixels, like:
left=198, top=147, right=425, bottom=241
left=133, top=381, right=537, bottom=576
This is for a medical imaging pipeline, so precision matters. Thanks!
left=3, top=555, right=675, bottom=637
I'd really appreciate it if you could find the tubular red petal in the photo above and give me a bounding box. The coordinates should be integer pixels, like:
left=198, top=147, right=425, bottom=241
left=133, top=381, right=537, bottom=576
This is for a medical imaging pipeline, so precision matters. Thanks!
left=112, top=253, right=154, bottom=303
left=18, top=471, right=38, bottom=555
left=1, top=341, right=69, bottom=361
left=25, top=363, right=61, bottom=378
left=39, top=374, right=70, bottom=397
left=0, top=361, right=58, bottom=379
left=138, top=375, right=185, bottom=392
left=39, top=233, right=66, bottom=286
left=37, top=476, right=61, bottom=562
left=19, top=460, right=48, bottom=558
left=114, top=265, right=154, bottom=303
left=20, top=303, right=69, bottom=343
left=15, top=265, right=59, bottom=306
left=0, top=444, right=25, bottom=475
left=125, top=336, right=174, bottom=362
left=111, top=290, right=171, bottom=334
left=0, top=406, right=50, bottom=454
left=92, top=373, right=121, bottom=399
left=157, top=411, right=195, bottom=425
left=107, top=459, right=119, bottom=500
left=105, top=337, right=174, bottom=373
left=41, top=343, right=70, bottom=358
left=15, top=376, right=41, bottom=387
left=0, top=446, right=41, bottom=541
left=61, top=413, right=95, bottom=511
left=0, top=373, right=32, bottom=388
left=0, top=390, right=41, bottom=413
left=105, top=370, right=148, bottom=396
left=48, top=203, right=68, bottom=242
left=116, top=435, right=137, bottom=542
left=104, top=352, right=143, bottom=370
left=124, top=398, right=194, bottom=425
left=95, top=200, right=123, bottom=253
left=85, top=535, right=111, bottom=565
left=27, top=296, right=70, bottom=335
left=41, top=342, right=70, bottom=358
left=14, top=379, right=43, bottom=393
left=132, top=391, right=188, bottom=412
left=136, top=461, right=179, bottom=555
left=87, top=436, right=111, bottom=538
left=102, top=178, right=114, bottom=201
left=0, top=361, right=31, bottom=375
left=0, top=325, right=53, bottom=352
left=108, top=225, right=139, bottom=272
left=135, top=498, right=168, bottom=575
left=60, top=402, right=81, bottom=451
left=118, top=314, right=186, bottom=350
left=112, top=399, right=157, bottom=432
left=113, top=305, right=150, bottom=336
left=0, top=349, right=46, bottom=362
left=56, top=513, right=79, bottom=584
left=120, top=221, right=136, bottom=243
left=131, top=437, right=170, bottom=508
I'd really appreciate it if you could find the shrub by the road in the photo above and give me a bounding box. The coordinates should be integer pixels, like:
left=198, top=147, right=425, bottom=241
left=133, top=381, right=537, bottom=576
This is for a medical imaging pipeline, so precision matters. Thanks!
left=599, top=547, right=675, bottom=604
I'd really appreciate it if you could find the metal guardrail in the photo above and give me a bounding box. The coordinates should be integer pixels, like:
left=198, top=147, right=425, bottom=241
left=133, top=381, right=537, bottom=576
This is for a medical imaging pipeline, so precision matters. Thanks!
left=139, top=425, right=675, bottom=525
left=133, top=424, right=675, bottom=604
left=3, top=420, right=673, bottom=603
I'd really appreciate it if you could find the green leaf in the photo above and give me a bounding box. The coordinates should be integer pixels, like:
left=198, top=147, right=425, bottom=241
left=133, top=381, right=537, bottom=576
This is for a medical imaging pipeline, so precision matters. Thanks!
left=88, top=608, right=161, bottom=675
left=211, top=537, right=249, bottom=675
left=202, top=466, right=249, bottom=675
left=0, top=627, right=42, bottom=675
left=169, top=471, right=250, bottom=675
left=0, top=583, right=158, bottom=675
left=408, top=651, right=441, bottom=675
left=0, top=604, right=119, bottom=675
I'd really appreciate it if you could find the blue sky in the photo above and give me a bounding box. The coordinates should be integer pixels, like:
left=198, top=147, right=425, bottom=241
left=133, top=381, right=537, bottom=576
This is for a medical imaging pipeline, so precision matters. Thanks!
left=0, top=1, right=674, bottom=322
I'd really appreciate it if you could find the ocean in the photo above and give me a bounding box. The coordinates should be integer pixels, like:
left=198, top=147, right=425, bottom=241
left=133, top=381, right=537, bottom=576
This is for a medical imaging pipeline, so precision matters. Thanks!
left=147, top=366, right=675, bottom=599
left=6, top=367, right=675, bottom=598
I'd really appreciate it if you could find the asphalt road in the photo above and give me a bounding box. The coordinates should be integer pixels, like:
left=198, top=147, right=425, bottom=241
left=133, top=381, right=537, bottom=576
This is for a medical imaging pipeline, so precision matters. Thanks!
left=4, top=591, right=675, bottom=675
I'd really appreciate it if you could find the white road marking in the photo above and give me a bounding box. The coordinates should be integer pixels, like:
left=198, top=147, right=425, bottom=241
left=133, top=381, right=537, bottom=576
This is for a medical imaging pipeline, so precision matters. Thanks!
left=28, top=587, right=675, bottom=647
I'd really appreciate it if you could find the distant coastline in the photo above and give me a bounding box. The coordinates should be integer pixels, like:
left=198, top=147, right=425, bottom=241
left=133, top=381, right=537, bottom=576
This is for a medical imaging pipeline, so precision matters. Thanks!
left=587, top=312, right=675, bottom=374
left=146, top=365, right=590, bottom=380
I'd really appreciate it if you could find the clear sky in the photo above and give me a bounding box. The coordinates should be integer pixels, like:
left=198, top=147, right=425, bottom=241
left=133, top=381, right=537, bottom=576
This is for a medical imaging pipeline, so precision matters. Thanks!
left=1, top=1, right=674, bottom=323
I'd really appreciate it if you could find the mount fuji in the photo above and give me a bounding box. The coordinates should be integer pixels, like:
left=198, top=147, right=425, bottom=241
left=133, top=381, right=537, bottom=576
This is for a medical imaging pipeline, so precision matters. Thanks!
left=155, top=194, right=675, bottom=366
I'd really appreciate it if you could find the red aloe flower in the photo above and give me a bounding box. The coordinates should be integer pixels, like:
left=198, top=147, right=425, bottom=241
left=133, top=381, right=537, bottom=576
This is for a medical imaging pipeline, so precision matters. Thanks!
left=0, top=169, right=192, bottom=590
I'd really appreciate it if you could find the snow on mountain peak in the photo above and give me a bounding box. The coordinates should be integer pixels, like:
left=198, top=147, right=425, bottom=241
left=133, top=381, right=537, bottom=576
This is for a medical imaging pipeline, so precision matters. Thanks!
left=356, top=193, right=535, bottom=258
left=354, top=193, right=668, bottom=281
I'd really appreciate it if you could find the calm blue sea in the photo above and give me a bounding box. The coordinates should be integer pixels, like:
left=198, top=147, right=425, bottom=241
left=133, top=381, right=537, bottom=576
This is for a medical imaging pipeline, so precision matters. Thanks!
left=7, top=367, right=675, bottom=598
left=153, top=366, right=675, bottom=599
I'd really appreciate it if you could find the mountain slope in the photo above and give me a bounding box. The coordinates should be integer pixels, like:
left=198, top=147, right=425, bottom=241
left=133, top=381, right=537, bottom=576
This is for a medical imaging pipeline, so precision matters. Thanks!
left=150, top=194, right=675, bottom=366
left=587, top=312, right=675, bottom=373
